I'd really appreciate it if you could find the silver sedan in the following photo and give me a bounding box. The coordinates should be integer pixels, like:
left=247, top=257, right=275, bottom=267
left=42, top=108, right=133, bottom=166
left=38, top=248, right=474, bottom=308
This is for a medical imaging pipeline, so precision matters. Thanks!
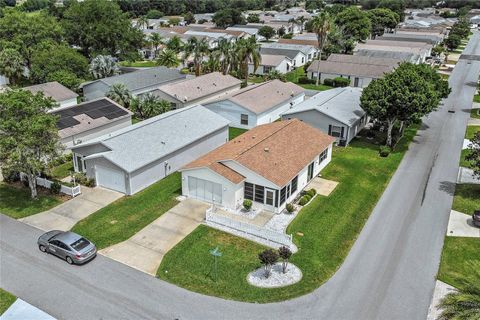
left=37, top=231, right=97, bottom=265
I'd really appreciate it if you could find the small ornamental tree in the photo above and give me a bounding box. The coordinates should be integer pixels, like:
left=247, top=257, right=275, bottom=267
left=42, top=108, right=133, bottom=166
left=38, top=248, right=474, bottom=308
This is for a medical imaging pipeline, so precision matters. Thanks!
left=466, top=132, right=480, bottom=178
left=278, top=246, right=292, bottom=274
left=259, top=26, right=276, bottom=41
left=258, top=249, right=278, bottom=278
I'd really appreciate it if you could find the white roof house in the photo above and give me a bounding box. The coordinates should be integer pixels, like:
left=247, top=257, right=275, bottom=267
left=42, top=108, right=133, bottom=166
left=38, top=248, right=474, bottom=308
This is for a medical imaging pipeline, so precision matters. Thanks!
left=71, top=105, right=230, bottom=194
left=260, top=43, right=318, bottom=67
left=23, top=81, right=78, bottom=110
left=204, top=80, right=305, bottom=129
left=282, top=87, right=368, bottom=146
left=248, top=54, right=293, bottom=75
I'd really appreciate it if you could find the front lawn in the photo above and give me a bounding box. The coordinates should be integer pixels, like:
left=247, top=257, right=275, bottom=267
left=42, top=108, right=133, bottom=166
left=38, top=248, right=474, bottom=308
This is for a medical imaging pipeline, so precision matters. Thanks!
left=471, top=108, right=480, bottom=119
left=229, top=127, right=248, bottom=140
left=438, top=237, right=480, bottom=288
left=72, top=172, right=181, bottom=249
left=459, top=149, right=473, bottom=168
left=466, top=125, right=480, bottom=139
left=50, top=161, right=73, bottom=180
left=452, top=184, right=480, bottom=215
left=298, top=83, right=334, bottom=91
left=474, top=95, right=480, bottom=104
left=158, top=124, right=419, bottom=302
left=0, top=183, right=63, bottom=219
left=0, top=289, right=16, bottom=316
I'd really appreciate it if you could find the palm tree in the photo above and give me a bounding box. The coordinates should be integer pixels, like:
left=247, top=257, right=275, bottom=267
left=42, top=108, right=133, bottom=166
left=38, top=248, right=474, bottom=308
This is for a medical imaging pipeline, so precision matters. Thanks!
left=89, top=55, right=120, bottom=79
left=106, top=83, right=131, bottom=109
left=438, top=261, right=480, bottom=320
left=204, top=50, right=221, bottom=73
left=135, top=16, right=149, bottom=30
left=311, top=11, right=333, bottom=84
left=237, top=37, right=261, bottom=82
left=216, top=38, right=237, bottom=75
left=296, top=16, right=307, bottom=34
left=166, top=35, right=183, bottom=54
left=182, top=37, right=210, bottom=76
left=149, top=33, right=163, bottom=59
left=156, top=49, right=180, bottom=68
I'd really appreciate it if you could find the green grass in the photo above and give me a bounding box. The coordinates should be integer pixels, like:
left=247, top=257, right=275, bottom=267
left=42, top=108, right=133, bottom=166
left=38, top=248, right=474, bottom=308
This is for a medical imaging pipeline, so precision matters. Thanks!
left=229, top=127, right=248, bottom=140
left=0, top=288, right=16, bottom=316
left=158, top=124, right=419, bottom=302
left=0, top=183, right=63, bottom=219
left=248, top=75, right=266, bottom=84
left=299, top=83, right=334, bottom=91
left=438, top=237, right=480, bottom=288
left=72, top=172, right=181, bottom=249
left=465, top=125, right=480, bottom=139
left=285, top=67, right=307, bottom=83
left=119, top=60, right=157, bottom=68
left=452, top=184, right=480, bottom=215
left=474, top=95, right=480, bottom=104
left=50, top=161, right=73, bottom=179
left=440, top=73, right=449, bottom=80
left=459, top=149, right=473, bottom=168
left=471, top=108, right=480, bottom=119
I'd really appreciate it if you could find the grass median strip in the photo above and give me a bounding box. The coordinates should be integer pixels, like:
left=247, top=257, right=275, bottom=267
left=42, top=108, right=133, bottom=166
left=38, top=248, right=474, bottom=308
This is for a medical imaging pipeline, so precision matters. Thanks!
left=466, top=126, right=480, bottom=140
left=158, top=125, right=419, bottom=302
left=452, top=184, right=480, bottom=215
left=72, top=172, right=181, bottom=249
left=0, top=288, right=16, bottom=316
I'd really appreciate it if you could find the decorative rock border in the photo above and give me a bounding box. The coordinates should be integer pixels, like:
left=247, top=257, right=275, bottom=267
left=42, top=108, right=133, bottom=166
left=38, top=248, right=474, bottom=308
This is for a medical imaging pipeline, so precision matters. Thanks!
left=247, top=262, right=302, bottom=288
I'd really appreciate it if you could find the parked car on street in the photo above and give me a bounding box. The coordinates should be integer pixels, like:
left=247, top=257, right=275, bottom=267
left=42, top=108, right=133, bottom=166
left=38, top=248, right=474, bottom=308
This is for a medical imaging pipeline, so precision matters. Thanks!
left=37, top=231, right=97, bottom=265
left=473, top=210, right=480, bottom=228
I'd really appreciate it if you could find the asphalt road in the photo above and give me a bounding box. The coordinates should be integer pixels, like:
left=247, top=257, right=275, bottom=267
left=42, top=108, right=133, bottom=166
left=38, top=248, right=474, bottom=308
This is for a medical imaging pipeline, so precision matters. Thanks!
left=1, top=32, right=479, bottom=320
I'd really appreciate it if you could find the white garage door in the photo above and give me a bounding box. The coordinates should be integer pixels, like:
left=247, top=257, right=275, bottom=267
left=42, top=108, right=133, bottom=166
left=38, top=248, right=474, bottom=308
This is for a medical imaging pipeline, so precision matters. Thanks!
left=96, top=165, right=126, bottom=193
left=188, top=177, right=222, bottom=204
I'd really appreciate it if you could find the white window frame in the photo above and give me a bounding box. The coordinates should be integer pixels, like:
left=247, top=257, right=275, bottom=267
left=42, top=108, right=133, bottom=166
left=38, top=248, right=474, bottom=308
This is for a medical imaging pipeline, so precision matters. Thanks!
left=240, top=114, right=249, bottom=125
left=331, top=125, right=342, bottom=138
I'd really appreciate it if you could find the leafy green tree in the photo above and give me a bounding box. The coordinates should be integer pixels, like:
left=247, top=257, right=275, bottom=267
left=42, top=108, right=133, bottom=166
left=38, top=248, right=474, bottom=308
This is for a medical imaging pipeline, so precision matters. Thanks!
left=367, top=8, right=399, bottom=37
left=135, top=15, right=149, bottom=29
left=278, top=246, right=292, bottom=274
left=131, top=94, right=171, bottom=120
left=377, top=0, right=406, bottom=21
left=439, top=261, right=480, bottom=319
left=361, top=63, right=440, bottom=147
left=237, top=37, right=261, bottom=81
left=89, top=55, right=120, bottom=79
left=212, top=8, right=245, bottom=28
left=20, top=0, right=48, bottom=11
left=156, top=49, right=180, bottom=68
left=203, top=50, right=221, bottom=73
left=0, top=48, right=25, bottom=85
left=168, top=17, right=181, bottom=26
left=182, top=37, right=210, bottom=76
left=247, top=13, right=260, bottom=23
left=466, top=133, right=480, bottom=177
left=311, top=11, right=333, bottom=58
left=0, top=90, right=63, bottom=198
left=148, top=33, right=164, bottom=59
left=183, top=11, right=195, bottom=25
left=216, top=38, right=237, bottom=75
left=445, top=34, right=462, bottom=50
left=46, top=70, right=83, bottom=91
left=62, top=0, right=144, bottom=59
left=106, top=83, right=132, bottom=109
left=166, top=36, right=184, bottom=54
left=145, top=9, right=164, bottom=19
left=432, top=44, right=445, bottom=57
left=258, top=26, right=276, bottom=41
left=30, top=43, right=89, bottom=83
left=335, top=6, right=372, bottom=42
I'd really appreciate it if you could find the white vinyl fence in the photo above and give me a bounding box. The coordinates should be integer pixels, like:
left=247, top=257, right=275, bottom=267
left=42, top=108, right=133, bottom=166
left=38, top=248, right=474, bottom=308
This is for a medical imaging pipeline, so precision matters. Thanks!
left=20, top=173, right=81, bottom=197
left=205, top=207, right=293, bottom=248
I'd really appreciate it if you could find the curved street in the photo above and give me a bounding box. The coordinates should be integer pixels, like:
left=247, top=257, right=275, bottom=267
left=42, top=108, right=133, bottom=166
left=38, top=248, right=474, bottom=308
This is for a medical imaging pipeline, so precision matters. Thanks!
left=1, top=31, right=479, bottom=320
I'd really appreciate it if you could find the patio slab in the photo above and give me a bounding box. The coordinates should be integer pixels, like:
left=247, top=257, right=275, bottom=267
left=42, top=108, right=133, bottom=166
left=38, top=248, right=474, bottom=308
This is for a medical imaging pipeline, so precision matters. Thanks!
left=446, top=210, right=480, bottom=238
left=307, top=177, right=339, bottom=196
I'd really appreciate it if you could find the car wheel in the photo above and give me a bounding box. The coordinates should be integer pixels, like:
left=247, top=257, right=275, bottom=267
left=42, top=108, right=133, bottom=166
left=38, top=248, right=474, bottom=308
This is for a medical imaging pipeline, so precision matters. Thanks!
left=39, top=245, right=47, bottom=253
left=66, top=256, right=74, bottom=265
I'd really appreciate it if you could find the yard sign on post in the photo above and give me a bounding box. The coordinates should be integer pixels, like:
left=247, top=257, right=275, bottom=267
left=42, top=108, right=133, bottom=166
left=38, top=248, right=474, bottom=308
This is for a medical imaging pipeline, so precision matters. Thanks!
left=209, top=246, right=222, bottom=282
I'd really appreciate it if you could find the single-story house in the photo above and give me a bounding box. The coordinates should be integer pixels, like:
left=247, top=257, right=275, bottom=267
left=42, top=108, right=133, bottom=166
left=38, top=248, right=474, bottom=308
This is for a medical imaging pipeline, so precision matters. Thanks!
left=53, top=98, right=132, bottom=151
left=81, top=67, right=186, bottom=101
left=248, top=54, right=292, bottom=75
left=70, top=105, right=229, bottom=194
left=281, top=87, right=368, bottom=146
left=260, top=43, right=318, bottom=67
left=377, top=33, right=443, bottom=45
left=354, top=49, right=421, bottom=64
left=180, top=119, right=335, bottom=213
left=277, top=38, right=319, bottom=48
left=153, top=72, right=242, bottom=109
left=354, top=40, right=431, bottom=62
left=24, top=81, right=78, bottom=110
left=306, top=54, right=401, bottom=87
left=204, top=80, right=305, bottom=129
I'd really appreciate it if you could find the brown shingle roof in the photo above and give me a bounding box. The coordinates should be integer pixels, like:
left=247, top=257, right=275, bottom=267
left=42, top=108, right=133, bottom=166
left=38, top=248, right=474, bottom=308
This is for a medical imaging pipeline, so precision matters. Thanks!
left=307, top=60, right=396, bottom=79
left=24, top=81, right=78, bottom=102
left=278, top=38, right=319, bottom=48
left=182, top=119, right=335, bottom=186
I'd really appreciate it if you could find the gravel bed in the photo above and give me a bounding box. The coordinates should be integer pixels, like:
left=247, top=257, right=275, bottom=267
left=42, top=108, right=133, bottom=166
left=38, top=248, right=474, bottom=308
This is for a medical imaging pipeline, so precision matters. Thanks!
left=247, top=262, right=302, bottom=288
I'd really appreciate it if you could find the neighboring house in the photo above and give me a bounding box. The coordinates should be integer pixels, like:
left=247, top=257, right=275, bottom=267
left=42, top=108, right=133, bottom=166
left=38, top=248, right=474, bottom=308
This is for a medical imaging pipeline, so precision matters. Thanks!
left=71, top=105, right=229, bottom=195
left=277, top=38, right=319, bottom=48
left=154, top=72, right=242, bottom=109
left=306, top=54, right=401, bottom=87
left=248, top=54, right=292, bottom=75
left=354, top=49, right=421, bottom=64
left=226, top=26, right=260, bottom=39
left=23, top=81, right=78, bottom=110
left=180, top=119, right=335, bottom=213
left=81, top=67, right=186, bottom=101
left=354, top=40, right=432, bottom=62
left=377, top=33, right=443, bottom=45
left=53, top=98, right=132, bottom=151
left=260, top=43, right=318, bottom=68
left=281, top=87, right=368, bottom=146
left=204, top=80, right=305, bottom=129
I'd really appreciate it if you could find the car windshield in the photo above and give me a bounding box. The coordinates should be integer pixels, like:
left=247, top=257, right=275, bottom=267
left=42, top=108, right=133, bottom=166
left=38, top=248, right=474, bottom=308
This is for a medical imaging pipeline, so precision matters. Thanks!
left=70, top=238, right=90, bottom=251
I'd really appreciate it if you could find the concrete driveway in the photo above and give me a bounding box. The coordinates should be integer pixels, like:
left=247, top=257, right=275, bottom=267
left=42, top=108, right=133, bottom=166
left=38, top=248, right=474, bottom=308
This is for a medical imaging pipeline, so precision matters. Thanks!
left=447, top=210, right=480, bottom=238
left=20, top=187, right=123, bottom=231
left=99, top=198, right=209, bottom=275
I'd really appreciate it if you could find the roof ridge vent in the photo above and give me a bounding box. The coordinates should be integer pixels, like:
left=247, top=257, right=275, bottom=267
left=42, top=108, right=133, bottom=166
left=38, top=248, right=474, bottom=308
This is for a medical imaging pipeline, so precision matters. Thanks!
left=264, top=147, right=269, bottom=152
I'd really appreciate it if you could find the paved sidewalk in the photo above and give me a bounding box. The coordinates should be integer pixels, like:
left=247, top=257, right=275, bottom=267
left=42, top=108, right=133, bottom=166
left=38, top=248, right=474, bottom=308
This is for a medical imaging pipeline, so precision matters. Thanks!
left=446, top=210, right=480, bottom=238
left=20, top=187, right=123, bottom=231
left=99, top=199, right=209, bottom=275
left=457, top=167, right=480, bottom=184
left=0, top=299, right=55, bottom=320
left=427, top=281, right=455, bottom=320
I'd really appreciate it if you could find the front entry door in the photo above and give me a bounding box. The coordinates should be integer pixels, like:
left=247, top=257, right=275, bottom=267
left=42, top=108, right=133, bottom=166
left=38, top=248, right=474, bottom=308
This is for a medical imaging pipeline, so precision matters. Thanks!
left=265, top=189, right=275, bottom=211
left=307, top=162, right=314, bottom=181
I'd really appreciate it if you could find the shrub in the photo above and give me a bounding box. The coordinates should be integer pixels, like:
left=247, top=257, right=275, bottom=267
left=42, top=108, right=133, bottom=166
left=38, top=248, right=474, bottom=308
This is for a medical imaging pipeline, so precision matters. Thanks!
left=243, top=199, right=252, bottom=211
left=306, top=188, right=316, bottom=197
left=379, top=146, right=391, bottom=157
left=2, top=168, right=20, bottom=183
left=258, top=249, right=279, bottom=278
left=366, top=130, right=376, bottom=139
left=286, top=203, right=295, bottom=213
left=324, top=78, right=334, bottom=86
left=278, top=246, right=292, bottom=273
left=50, top=181, right=61, bottom=194
left=333, top=77, right=350, bottom=87
left=282, top=33, right=293, bottom=39
left=240, top=81, right=248, bottom=88
left=72, top=172, right=96, bottom=187
left=298, top=76, right=314, bottom=84
left=299, top=195, right=310, bottom=206
left=197, top=19, right=208, bottom=24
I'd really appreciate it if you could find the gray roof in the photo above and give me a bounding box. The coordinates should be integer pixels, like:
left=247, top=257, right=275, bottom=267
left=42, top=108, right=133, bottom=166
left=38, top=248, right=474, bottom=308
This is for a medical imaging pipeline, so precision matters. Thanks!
left=261, top=42, right=316, bottom=55
left=282, top=87, right=365, bottom=126
left=82, top=67, right=186, bottom=93
left=326, top=53, right=403, bottom=66
left=260, top=47, right=300, bottom=59
left=377, top=33, right=443, bottom=45
left=23, top=81, right=78, bottom=102
left=77, top=105, right=230, bottom=173
left=354, top=50, right=419, bottom=62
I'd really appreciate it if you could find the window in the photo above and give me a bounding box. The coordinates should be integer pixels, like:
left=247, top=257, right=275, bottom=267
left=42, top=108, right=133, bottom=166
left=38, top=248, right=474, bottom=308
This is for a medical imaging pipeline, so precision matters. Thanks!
left=301, top=57, right=305, bottom=63
left=254, top=185, right=265, bottom=203
left=291, top=176, right=298, bottom=193
left=319, top=149, right=328, bottom=164
left=264, top=66, right=272, bottom=73
left=241, top=114, right=249, bottom=125
left=280, top=186, right=286, bottom=205
left=331, top=125, right=342, bottom=138
left=286, top=184, right=291, bottom=199
left=244, top=182, right=253, bottom=200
